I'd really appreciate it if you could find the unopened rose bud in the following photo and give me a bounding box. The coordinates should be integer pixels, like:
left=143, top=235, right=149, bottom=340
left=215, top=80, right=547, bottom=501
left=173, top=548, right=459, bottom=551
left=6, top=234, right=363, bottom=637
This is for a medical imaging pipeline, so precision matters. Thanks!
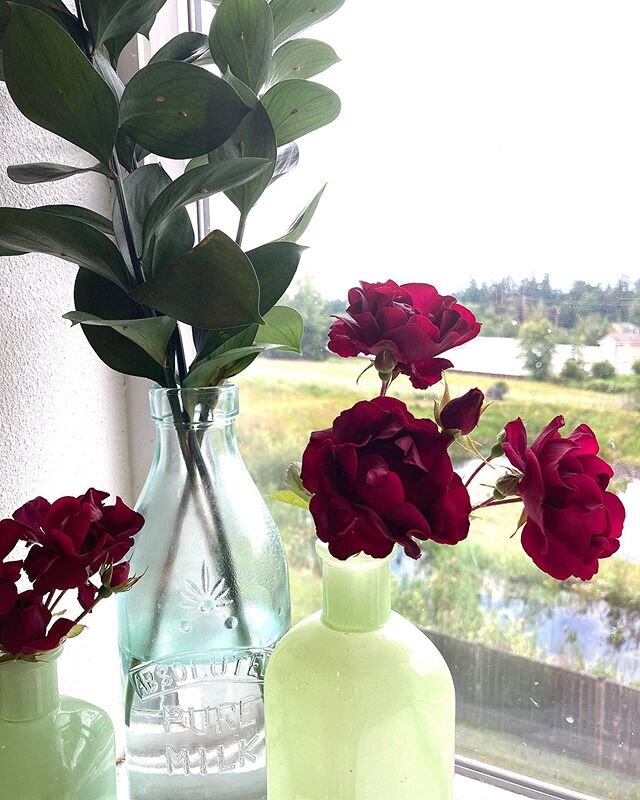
left=374, top=349, right=397, bottom=379
left=440, top=388, right=484, bottom=435
left=110, top=562, right=131, bottom=589
left=494, top=471, right=522, bottom=498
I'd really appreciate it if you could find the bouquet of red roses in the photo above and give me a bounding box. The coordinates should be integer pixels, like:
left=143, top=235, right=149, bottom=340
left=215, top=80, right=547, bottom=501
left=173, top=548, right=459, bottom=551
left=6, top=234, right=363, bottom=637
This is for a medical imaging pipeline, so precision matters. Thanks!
left=280, top=280, right=626, bottom=582
left=0, top=489, right=143, bottom=659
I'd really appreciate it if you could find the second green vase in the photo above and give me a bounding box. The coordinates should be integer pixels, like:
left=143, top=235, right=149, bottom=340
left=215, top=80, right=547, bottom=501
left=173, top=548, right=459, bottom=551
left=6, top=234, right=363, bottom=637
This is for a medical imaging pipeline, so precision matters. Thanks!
left=265, top=543, right=455, bottom=800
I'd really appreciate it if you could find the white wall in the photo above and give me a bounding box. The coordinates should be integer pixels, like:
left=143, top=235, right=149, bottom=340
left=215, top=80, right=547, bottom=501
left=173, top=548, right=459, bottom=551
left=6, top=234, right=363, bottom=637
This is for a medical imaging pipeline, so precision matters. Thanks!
left=0, top=82, right=132, bottom=749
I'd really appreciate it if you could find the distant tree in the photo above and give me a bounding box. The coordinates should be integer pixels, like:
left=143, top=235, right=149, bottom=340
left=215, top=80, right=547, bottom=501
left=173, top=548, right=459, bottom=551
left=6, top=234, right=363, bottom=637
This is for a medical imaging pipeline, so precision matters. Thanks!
left=287, top=276, right=333, bottom=361
left=560, top=358, right=586, bottom=382
left=572, top=314, right=611, bottom=346
left=633, top=359, right=640, bottom=376
left=591, top=360, right=616, bottom=380
left=518, top=314, right=556, bottom=380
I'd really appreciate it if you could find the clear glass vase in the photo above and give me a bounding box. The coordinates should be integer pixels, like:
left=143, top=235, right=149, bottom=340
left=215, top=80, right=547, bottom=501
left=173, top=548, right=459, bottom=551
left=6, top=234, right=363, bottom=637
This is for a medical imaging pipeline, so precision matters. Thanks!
left=265, top=543, right=455, bottom=800
left=118, top=385, right=291, bottom=800
left=0, top=647, right=116, bottom=799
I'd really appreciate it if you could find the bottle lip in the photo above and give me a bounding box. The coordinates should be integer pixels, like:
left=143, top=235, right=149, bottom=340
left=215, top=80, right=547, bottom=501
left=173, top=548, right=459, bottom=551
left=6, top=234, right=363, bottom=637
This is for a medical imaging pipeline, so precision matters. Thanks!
left=0, top=645, right=63, bottom=671
left=315, top=540, right=395, bottom=571
left=149, top=382, right=239, bottom=425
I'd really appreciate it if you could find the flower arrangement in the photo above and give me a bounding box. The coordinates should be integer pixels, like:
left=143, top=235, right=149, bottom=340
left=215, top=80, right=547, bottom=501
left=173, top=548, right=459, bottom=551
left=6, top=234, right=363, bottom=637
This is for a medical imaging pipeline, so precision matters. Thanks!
left=279, top=279, right=626, bottom=582
left=0, top=490, right=143, bottom=659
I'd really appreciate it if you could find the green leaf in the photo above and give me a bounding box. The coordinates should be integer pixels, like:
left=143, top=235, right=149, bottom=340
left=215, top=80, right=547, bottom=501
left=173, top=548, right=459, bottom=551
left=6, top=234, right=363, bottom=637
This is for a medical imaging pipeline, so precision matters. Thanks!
left=0, top=208, right=131, bottom=288
left=247, top=241, right=304, bottom=313
left=119, top=61, right=251, bottom=159
left=277, top=184, right=325, bottom=242
left=81, top=0, right=166, bottom=61
left=254, top=305, right=303, bottom=352
left=142, top=158, right=271, bottom=254
left=131, top=230, right=263, bottom=329
left=195, top=323, right=258, bottom=364
left=149, top=32, right=209, bottom=64
left=209, top=89, right=277, bottom=215
left=93, top=49, right=125, bottom=100
left=37, top=205, right=114, bottom=237
left=7, top=162, right=108, bottom=185
left=262, top=79, right=340, bottom=146
left=268, top=38, right=339, bottom=86
left=3, top=5, right=119, bottom=165
left=265, top=489, right=309, bottom=510
left=73, top=268, right=166, bottom=384
left=63, top=311, right=175, bottom=365
left=184, top=343, right=276, bottom=388
left=209, top=0, right=274, bottom=93
left=270, top=0, right=344, bottom=46
left=113, top=165, right=194, bottom=275
left=271, top=142, right=299, bottom=183
left=1, top=1, right=87, bottom=81
left=64, top=624, right=87, bottom=639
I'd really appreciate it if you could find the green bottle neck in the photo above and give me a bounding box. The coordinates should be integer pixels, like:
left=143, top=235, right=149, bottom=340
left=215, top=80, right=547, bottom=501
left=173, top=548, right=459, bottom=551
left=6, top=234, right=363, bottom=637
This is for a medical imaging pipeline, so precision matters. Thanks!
left=0, top=650, right=61, bottom=722
left=318, top=543, right=392, bottom=632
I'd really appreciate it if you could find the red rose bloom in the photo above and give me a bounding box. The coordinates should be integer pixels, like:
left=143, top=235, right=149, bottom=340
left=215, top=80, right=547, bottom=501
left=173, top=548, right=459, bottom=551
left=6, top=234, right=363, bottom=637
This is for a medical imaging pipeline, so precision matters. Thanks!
left=301, top=397, right=471, bottom=560
left=6, top=490, right=144, bottom=592
left=503, top=416, right=625, bottom=580
left=440, top=388, right=485, bottom=435
left=0, top=522, right=23, bottom=615
left=328, top=280, right=481, bottom=388
left=0, top=591, right=74, bottom=655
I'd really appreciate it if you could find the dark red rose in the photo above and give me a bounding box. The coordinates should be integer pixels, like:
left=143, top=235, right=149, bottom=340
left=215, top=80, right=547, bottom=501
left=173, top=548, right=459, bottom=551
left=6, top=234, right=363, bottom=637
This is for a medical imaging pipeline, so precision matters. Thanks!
left=0, top=591, right=74, bottom=655
left=503, top=416, right=625, bottom=581
left=440, top=388, right=484, bottom=435
left=9, top=490, right=144, bottom=593
left=0, top=520, right=23, bottom=615
left=301, top=397, right=471, bottom=560
left=328, top=280, right=481, bottom=388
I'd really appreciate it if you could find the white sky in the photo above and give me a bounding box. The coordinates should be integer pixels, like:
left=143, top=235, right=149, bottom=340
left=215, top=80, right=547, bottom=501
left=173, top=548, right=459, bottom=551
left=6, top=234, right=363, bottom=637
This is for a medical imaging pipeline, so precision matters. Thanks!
left=205, top=1, right=640, bottom=300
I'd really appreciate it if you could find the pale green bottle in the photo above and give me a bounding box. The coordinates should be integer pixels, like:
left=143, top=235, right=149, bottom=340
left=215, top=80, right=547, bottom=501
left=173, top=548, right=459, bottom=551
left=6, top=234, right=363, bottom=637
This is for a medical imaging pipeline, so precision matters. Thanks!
left=0, top=647, right=116, bottom=799
left=265, top=543, right=455, bottom=800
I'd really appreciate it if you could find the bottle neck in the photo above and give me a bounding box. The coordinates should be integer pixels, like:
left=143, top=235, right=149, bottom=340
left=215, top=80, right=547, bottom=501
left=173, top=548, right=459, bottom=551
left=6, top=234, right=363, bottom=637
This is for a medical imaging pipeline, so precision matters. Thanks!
left=0, top=652, right=60, bottom=722
left=319, top=544, right=392, bottom=632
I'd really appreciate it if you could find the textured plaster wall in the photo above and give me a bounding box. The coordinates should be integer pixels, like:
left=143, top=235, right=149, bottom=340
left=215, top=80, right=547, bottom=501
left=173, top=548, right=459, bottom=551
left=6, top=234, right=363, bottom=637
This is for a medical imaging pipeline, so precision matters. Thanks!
left=0, top=82, right=132, bottom=748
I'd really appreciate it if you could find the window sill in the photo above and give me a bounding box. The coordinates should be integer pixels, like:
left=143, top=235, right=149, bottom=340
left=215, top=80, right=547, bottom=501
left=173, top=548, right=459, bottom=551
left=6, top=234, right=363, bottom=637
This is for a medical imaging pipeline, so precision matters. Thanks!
left=116, top=760, right=597, bottom=800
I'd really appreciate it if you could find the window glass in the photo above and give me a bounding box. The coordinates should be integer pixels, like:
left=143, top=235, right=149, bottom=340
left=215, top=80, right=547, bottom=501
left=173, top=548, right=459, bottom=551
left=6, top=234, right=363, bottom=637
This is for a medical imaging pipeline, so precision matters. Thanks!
left=196, top=2, right=640, bottom=796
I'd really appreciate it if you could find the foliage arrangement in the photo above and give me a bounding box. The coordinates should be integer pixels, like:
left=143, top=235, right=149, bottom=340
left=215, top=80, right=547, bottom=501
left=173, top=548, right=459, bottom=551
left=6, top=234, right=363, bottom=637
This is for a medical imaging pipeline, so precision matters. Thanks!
left=277, top=279, right=626, bottom=582
left=0, top=0, right=345, bottom=389
left=0, top=490, right=143, bottom=660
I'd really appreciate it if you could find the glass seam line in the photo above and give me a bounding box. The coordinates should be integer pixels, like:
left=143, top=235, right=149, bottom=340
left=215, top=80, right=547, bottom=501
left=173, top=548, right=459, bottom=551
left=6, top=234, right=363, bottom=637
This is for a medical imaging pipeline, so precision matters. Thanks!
left=456, top=756, right=603, bottom=800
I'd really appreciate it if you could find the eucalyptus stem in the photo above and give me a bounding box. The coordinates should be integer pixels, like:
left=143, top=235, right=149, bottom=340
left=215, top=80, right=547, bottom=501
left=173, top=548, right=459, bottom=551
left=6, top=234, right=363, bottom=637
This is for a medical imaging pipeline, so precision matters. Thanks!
left=236, top=213, right=247, bottom=246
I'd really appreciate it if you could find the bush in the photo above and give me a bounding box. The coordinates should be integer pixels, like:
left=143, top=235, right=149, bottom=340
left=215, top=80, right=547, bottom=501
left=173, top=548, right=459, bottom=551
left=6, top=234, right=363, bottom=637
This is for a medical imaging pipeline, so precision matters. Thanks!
left=632, top=360, right=640, bottom=376
left=560, top=358, right=586, bottom=382
left=487, top=381, right=509, bottom=400
left=591, top=360, right=616, bottom=380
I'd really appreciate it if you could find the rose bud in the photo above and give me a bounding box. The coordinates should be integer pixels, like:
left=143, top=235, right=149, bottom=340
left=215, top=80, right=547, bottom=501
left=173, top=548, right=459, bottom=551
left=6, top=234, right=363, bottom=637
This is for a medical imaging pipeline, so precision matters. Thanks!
left=109, top=562, right=130, bottom=589
left=440, top=388, right=484, bottom=435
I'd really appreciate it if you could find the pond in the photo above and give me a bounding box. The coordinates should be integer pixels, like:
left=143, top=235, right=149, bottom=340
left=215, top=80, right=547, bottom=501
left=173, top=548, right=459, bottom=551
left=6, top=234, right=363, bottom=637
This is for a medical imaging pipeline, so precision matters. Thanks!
left=392, top=462, right=640, bottom=685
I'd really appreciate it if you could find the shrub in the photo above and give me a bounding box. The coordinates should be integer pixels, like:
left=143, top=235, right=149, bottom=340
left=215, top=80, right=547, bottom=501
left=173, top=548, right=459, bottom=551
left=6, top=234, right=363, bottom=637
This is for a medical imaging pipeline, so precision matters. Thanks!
left=560, top=358, right=586, bottom=382
left=632, top=359, right=640, bottom=376
left=487, top=381, right=509, bottom=400
left=591, top=360, right=616, bottom=380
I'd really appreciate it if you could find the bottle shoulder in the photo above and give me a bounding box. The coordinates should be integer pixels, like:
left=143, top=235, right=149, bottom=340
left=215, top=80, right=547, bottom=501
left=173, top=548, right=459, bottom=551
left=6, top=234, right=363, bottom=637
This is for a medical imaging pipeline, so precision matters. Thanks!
left=267, top=610, right=453, bottom=687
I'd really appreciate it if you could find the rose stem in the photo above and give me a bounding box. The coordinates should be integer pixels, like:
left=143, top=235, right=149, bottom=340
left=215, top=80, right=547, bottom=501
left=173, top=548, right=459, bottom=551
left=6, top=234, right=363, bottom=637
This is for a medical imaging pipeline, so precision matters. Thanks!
left=471, top=497, right=523, bottom=513
left=465, top=459, right=491, bottom=488
left=48, top=590, right=67, bottom=613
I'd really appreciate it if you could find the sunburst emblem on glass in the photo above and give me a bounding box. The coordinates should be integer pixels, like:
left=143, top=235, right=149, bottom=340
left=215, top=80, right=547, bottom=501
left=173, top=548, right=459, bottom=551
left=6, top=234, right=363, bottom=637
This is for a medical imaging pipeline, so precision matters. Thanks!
left=181, top=562, right=233, bottom=615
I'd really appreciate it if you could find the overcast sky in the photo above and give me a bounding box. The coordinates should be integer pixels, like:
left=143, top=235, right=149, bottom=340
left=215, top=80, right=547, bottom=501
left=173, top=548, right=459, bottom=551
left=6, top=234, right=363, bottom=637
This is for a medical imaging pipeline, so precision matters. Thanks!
left=206, top=1, right=640, bottom=301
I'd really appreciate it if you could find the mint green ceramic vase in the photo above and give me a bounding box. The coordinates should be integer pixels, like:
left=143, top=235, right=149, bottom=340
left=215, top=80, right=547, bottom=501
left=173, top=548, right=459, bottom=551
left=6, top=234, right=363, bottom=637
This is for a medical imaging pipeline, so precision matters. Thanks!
left=0, top=647, right=116, bottom=799
left=265, top=543, right=455, bottom=800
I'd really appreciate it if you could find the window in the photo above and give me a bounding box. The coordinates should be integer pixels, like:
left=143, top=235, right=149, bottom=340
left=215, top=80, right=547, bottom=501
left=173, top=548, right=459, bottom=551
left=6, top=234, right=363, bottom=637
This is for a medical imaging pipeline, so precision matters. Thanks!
left=149, top=3, right=640, bottom=798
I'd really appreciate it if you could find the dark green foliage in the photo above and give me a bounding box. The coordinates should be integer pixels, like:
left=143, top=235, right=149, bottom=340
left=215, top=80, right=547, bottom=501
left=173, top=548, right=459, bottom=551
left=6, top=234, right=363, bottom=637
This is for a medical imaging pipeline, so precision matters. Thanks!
left=0, top=0, right=344, bottom=387
left=591, top=360, right=616, bottom=380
